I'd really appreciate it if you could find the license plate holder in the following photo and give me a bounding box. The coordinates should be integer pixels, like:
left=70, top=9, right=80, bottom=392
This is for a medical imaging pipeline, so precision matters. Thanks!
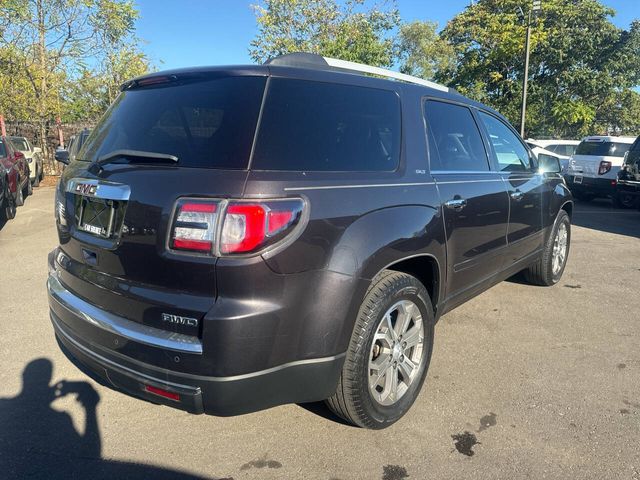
left=76, top=196, right=117, bottom=238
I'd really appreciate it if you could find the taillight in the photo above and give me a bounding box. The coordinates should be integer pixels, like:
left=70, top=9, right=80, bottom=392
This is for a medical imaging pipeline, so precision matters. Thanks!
left=169, top=198, right=305, bottom=256
left=598, top=161, right=612, bottom=175
left=220, top=199, right=304, bottom=254
left=171, top=200, right=219, bottom=253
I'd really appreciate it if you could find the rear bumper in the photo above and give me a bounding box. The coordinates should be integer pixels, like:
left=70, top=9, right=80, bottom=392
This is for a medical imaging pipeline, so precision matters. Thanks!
left=617, top=179, right=640, bottom=197
left=564, top=175, right=617, bottom=196
left=48, top=257, right=345, bottom=416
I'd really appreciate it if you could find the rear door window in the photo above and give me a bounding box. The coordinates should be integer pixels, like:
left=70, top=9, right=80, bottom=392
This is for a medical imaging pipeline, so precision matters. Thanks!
left=424, top=100, right=489, bottom=171
left=80, top=76, right=267, bottom=169
left=0, top=140, right=6, bottom=158
left=479, top=112, right=530, bottom=172
left=252, top=78, right=401, bottom=171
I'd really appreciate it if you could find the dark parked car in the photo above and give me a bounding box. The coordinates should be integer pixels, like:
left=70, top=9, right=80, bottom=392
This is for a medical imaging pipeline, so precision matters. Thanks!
left=1, top=136, right=31, bottom=220
left=616, top=136, right=640, bottom=209
left=48, top=54, right=573, bottom=429
left=55, top=129, right=91, bottom=165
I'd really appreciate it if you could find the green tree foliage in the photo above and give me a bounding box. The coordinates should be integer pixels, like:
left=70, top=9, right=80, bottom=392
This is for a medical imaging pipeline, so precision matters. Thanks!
left=250, top=0, right=400, bottom=67
left=397, top=21, right=455, bottom=81
left=440, top=0, right=640, bottom=137
left=0, top=0, right=150, bottom=155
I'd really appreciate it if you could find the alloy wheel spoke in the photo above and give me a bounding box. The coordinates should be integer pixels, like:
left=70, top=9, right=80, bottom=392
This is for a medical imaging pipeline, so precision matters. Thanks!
left=398, top=356, right=417, bottom=382
left=402, top=325, right=422, bottom=351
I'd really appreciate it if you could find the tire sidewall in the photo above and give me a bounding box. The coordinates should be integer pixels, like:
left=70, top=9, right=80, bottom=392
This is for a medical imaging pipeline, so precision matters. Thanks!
left=357, top=281, right=434, bottom=428
left=548, top=211, right=571, bottom=284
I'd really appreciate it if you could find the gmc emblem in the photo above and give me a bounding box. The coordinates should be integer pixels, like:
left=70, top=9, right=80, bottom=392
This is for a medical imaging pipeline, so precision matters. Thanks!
left=162, top=313, right=198, bottom=327
left=75, top=183, right=98, bottom=196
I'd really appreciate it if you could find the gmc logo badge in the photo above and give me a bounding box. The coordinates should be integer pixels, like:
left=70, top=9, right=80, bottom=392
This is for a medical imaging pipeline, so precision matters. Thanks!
left=162, top=313, right=198, bottom=327
left=75, top=183, right=97, bottom=196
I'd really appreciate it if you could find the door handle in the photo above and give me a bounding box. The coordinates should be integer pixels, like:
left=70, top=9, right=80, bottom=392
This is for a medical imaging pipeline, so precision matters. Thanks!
left=510, top=190, right=524, bottom=201
left=444, top=198, right=467, bottom=211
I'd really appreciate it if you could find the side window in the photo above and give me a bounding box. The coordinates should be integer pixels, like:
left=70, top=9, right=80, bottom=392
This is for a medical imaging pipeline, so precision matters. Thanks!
left=479, top=112, right=530, bottom=172
left=252, top=78, right=401, bottom=172
left=424, top=100, right=489, bottom=171
left=0, top=140, right=6, bottom=158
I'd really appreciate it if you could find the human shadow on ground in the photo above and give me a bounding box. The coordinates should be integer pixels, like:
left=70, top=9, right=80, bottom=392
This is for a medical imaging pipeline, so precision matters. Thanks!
left=0, top=358, right=226, bottom=480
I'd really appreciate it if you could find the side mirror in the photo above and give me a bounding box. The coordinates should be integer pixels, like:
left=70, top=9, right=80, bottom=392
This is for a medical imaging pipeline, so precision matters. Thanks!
left=55, top=149, right=70, bottom=165
left=33, top=147, right=42, bottom=154
left=538, top=154, right=561, bottom=173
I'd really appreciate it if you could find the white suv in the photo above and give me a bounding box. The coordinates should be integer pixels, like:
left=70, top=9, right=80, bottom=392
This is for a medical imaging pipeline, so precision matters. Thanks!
left=565, top=135, right=636, bottom=205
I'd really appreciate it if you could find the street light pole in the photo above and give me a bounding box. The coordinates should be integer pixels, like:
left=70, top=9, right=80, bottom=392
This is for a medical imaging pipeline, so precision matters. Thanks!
left=519, top=0, right=541, bottom=138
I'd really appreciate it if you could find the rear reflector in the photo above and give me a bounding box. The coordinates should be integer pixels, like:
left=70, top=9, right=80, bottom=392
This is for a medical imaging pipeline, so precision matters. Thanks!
left=145, top=385, right=180, bottom=401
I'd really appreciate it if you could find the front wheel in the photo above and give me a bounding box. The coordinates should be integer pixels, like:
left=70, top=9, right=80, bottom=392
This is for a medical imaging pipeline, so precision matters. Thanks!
left=524, top=210, right=571, bottom=286
left=15, top=184, right=24, bottom=206
left=24, top=175, right=33, bottom=197
left=325, top=270, right=434, bottom=429
left=612, top=191, right=637, bottom=209
left=1, top=184, right=17, bottom=221
left=33, top=166, right=40, bottom=187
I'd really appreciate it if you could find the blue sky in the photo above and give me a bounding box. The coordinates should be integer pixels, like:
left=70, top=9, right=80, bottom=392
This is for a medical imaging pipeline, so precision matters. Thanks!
left=135, top=0, right=639, bottom=70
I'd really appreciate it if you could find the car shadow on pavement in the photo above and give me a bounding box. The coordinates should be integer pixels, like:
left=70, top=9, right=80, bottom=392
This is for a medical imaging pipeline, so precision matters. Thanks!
left=0, top=358, right=226, bottom=480
left=571, top=198, right=640, bottom=238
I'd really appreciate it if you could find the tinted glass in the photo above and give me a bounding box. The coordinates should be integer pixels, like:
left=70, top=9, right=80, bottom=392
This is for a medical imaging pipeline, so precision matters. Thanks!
left=424, top=101, right=488, bottom=171
left=479, top=112, right=530, bottom=172
left=9, top=137, right=29, bottom=152
left=575, top=140, right=632, bottom=158
left=550, top=144, right=577, bottom=156
left=80, top=77, right=266, bottom=169
left=252, top=78, right=400, bottom=171
left=0, top=140, right=6, bottom=157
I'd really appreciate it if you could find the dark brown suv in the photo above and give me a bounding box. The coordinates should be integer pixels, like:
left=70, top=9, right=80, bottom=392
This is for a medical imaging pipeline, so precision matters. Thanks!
left=48, top=53, right=573, bottom=429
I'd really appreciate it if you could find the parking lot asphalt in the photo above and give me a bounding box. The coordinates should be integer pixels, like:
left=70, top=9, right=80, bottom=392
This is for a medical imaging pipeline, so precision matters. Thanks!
left=0, top=185, right=639, bottom=480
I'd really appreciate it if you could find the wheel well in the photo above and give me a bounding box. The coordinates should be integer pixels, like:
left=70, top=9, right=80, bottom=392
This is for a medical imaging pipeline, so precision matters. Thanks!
left=561, top=201, right=573, bottom=219
left=386, top=255, right=440, bottom=313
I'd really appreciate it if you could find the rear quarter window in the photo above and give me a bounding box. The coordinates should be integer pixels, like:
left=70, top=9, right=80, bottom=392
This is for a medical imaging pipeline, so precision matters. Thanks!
left=252, top=78, right=401, bottom=172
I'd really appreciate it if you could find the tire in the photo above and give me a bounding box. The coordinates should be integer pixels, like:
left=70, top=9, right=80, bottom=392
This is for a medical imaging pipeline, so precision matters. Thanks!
left=24, top=175, right=33, bottom=197
left=524, top=210, right=571, bottom=286
left=325, top=270, right=434, bottom=429
left=1, top=183, right=17, bottom=221
left=16, top=183, right=24, bottom=206
left=612, top=191, right=636, bottom=209
left=33, top=166, right=40, bottom=187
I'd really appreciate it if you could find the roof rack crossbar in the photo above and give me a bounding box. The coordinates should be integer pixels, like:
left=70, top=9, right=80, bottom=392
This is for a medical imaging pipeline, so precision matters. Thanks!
left=322, top=57, right=449, bottom=93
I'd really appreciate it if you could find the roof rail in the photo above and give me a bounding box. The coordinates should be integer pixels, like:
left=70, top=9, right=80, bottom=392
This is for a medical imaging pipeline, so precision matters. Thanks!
left=266, top=53, right=450, bottom=93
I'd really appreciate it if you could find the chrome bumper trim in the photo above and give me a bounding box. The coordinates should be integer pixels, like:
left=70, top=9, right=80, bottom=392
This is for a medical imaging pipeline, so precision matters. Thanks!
left=47, top=272, right=203, bottom=355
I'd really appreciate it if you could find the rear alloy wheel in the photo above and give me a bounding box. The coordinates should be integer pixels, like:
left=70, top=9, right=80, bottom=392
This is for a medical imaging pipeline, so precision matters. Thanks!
left=325, top=270, right=434, bottom=429
left=524, top=210, right=571, bottom=286
left=1, top=184, right=17, bottom=221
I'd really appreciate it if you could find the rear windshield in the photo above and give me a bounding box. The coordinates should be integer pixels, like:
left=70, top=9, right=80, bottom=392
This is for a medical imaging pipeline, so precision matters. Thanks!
left=575, top=140, right=631, bottom=158
left=79, top=76, right=266, bottom=169
left=252, top=78, right=401, bottom=171
left=9, top=137, right=29, bottom=152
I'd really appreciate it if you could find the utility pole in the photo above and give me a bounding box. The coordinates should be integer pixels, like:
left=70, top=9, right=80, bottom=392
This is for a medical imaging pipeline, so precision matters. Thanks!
left=519, top=0, right=541, bottom=138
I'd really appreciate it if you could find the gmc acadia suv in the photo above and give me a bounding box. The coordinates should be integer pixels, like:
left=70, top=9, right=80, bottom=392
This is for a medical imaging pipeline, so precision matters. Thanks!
left=48, top=53, right=573, bottom=429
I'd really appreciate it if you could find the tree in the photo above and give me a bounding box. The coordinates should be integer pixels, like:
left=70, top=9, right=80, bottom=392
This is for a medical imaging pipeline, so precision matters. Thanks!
left=250, top=0, right=400, bottom=67
left=397, top=21, right=455, bottom=81
left=440, top=0, right=640, bottom=138
left=0, top=0, right=148, bottom=158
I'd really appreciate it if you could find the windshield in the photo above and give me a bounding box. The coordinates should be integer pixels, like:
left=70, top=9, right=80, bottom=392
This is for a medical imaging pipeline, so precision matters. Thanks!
left=9, top=137, right=29, bottom=152
left=78, top=76, right=266, bottom=169
left=575, top=140, right=631, bottom=158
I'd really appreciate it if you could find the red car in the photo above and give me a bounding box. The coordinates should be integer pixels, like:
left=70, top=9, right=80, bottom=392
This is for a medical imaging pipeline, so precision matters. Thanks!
left=1, top=136, right=31, bottom=221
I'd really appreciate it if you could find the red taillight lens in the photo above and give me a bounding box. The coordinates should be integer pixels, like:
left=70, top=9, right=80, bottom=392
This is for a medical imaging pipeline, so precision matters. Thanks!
left=598, top=161, right=612, bottom=175
left=171, top=200, right=218, bottom=253
left=145, top=385, right=180, bottom=401
left=220, top=199, right=304, bottom=254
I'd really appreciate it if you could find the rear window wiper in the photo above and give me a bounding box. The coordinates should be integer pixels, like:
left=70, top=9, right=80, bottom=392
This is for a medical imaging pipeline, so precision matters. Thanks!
left=92, top=149, right=179, bottom=168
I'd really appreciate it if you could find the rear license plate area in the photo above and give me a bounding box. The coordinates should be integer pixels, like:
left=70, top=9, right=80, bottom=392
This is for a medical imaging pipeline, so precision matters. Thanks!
left=75, top=195, right=123, bottom=239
